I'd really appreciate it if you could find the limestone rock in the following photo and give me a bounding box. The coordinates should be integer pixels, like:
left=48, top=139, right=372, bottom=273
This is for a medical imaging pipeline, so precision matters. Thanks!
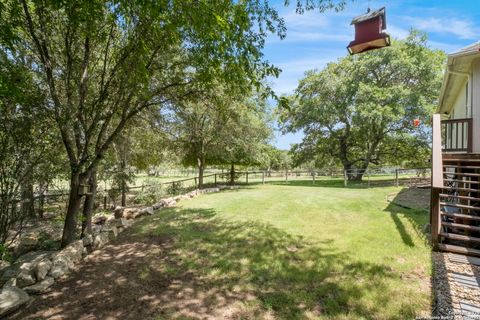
left=123, top=208, right=138, bottom=220
left=0, top=261, right=11, bottom=275
left=113, top=218, right=130, bottom=228
left=93, top=215, right=107, bottom=225
left=140, top=207, right=154, bottom=215
left=82, top=234, right=93, bottom=247
left=92, top=232, right=109, bottom=250
left=0, top=286, right=30, bottom=317
left=49, top=240, right=83, bottom=279
left=3, top=278, right=16, bottom=288
left=0, top=267, right=18, bottom=287
left=34, top=259, right=52, bottom=281
left=49, top=254, right=73, bottom=279
left=24, top=277, right=54, bottom=294
left=114, top=206, right=124, bottom=219
left=61, top=240, right=83, bottom=264
left=103, top=226, right=118, bottom=241
left=14, top=235, right=38, bottom=256
left=15, top=270, right=35, bottom=288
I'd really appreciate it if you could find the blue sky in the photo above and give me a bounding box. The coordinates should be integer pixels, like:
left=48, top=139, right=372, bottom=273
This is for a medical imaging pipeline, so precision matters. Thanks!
left=267, top=0, right=480, bottom=149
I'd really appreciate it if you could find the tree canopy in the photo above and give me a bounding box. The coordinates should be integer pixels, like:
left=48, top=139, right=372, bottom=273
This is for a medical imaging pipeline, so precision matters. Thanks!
left=280, top=31, right=445, bottom=180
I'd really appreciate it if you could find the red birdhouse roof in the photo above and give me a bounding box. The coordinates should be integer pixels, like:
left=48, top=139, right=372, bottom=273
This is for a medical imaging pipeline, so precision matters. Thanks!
left=350, top=7, right=387, bottom=29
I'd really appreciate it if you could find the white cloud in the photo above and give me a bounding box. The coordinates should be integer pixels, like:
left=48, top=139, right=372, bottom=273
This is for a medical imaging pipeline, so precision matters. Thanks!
left=271, top=56, right=340, bottom=95
left=282, top=11, right=331, bottom=29
left=282, top=31, right=351, bottom=43
left=272, top=7, right=352, bottom=43
left=405, top=16, right=478, bottom=40
left=387, top=24, right=410, bottom=40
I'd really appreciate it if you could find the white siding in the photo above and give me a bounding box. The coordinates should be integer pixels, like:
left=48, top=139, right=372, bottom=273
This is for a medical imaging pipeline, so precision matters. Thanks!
left=451, top=80, right=469, bottom=119
left=473, top=59, right=480, bottom=153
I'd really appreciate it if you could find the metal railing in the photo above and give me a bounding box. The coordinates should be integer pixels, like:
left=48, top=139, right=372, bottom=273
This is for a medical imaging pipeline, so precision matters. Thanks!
left=441, top=118, right=472, bottom=153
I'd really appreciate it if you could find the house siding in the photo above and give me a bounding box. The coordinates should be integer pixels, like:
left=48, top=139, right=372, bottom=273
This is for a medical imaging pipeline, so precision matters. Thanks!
left=451, top=80, right=468, bottom=119
left=473, top=58, right=480, bottom=153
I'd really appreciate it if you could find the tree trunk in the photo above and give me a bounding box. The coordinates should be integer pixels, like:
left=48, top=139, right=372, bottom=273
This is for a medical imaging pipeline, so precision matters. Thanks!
left=20, top=178, right=35, bottom=218
left=81, top=168, right=97, bottom=237
left=61, top=170, right=85, bottom=248
left=197, top=157, right=205, bottom=189
left=120, top=145, right=127, bottom=207
left=38, top=181, right=46, bottom=219
left=230, top=163, right=235, bottom=185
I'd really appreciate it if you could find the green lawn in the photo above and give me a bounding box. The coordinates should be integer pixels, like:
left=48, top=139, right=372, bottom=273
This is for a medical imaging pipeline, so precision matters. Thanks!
left=132, top=180, right=431, bottom=319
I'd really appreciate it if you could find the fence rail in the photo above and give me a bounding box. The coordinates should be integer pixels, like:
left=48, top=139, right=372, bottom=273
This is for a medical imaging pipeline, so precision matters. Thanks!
left=18, top=167, right=431, bottom=215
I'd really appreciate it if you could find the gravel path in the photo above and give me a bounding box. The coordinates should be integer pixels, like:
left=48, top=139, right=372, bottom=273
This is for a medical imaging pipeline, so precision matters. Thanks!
left=433, top=252, right=480, bottom=319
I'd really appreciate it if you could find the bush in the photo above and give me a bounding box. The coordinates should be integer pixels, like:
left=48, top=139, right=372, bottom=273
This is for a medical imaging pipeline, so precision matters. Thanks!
left=166, top=181, right=184, bottom=195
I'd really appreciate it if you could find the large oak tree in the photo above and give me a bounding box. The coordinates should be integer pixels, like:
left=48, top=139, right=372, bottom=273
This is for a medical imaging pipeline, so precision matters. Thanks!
left=280, top=31, right=445, bottom=180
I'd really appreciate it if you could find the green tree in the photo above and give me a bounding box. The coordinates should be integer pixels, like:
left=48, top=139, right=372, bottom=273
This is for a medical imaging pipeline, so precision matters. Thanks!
left=4, top=0, right=287, bottom=246
left=280, top=31, right=445, bottom=180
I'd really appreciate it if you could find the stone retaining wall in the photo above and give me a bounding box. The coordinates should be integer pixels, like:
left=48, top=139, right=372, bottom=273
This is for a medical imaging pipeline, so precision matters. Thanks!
left=0, top=187, right=221, bottom=317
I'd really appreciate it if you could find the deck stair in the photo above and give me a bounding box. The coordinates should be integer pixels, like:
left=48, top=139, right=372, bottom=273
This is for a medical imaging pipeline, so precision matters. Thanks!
left=437, top=156, right=480, bottom=256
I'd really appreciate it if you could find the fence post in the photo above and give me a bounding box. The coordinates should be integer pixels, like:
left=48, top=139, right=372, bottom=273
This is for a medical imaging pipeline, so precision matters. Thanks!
left=103, top=195, right=107, bottom=210
left=194, top=177, right=197, bottom=188
left=395, top=169, right=399, bottom=187
left=262, top=171, right=265, bottom=184
left=214, top=173, right=217, bottom=186
left=285, top=170, right=288, bottom=183
left=313, top=171, right=316, bottom=184
left=246, top=172, right=249, bottom=184
left=344, top=170, right=347, bottom=187
left=367, top=171, right=370, bottom=188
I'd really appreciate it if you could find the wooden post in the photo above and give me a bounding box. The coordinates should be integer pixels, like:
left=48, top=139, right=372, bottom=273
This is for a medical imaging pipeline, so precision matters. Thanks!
left=262, top=171, right=265, bottom=184
left=430, top=188, right=441, bottom=249
left=395, top=169, right=399, bottom=187
left=214, top=173, right=217, bottom=186
left=246, top=172, right=249, bottom=184
left=285, top=170, right=288, bottom=183
left=103, top=195, right=107, bottom=210
left=194, top=177, right=197, bottom=187
left=312, top=171, right=316, bottom=184
left=344, top=170, right=347, bottom=187
left=367, top=171, right=370, bottom=188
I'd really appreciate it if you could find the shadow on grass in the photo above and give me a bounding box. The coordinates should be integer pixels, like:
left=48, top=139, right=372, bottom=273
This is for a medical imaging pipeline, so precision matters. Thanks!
left=12, top=207, right=420, bottom=320
left=383, top=188, right=430, bottom=248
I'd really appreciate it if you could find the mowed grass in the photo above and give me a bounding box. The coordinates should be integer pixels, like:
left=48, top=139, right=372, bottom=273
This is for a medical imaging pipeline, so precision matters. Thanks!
left=133, top=180, right=431, bottom=319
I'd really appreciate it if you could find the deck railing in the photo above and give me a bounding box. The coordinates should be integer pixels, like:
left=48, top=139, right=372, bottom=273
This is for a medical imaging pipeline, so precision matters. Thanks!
left=441, top=117, right=473, bottom=153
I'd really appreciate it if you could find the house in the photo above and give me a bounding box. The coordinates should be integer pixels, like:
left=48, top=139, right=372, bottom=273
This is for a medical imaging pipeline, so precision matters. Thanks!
left=431, top=41, right=480, bottom=256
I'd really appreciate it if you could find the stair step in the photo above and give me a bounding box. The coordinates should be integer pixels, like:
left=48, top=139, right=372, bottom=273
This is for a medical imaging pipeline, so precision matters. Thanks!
left=443, top=165, right=480, bottom=170
left=441, top=212, right=480, bottom=221
left=443, top=158, right=480, bottom=163
left=440, top=194, right=480, bottom=201
left=441, top=186, right=479, bottom=193
left=440, top=202, right=480, bottom=211
left=444, top=179, right=480, bottom=184
left=444, top=172, right=480, bottom=178
left=440, top=232, right=480, bottom=242
left=449, top=253, right=480, bottom=266
left=442, top=222, right=480, bottom=232
left=438, top=243, right=480, bottom=257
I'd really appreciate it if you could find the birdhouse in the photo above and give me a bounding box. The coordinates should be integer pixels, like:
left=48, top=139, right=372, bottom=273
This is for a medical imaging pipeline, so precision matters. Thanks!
left=347, top=7, right=391, bottom=55
left=78, top=184, right=91, bottom=196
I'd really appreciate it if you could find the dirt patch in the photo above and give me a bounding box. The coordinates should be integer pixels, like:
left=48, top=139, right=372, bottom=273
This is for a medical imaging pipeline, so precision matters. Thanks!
left=387, top=187, right=430, bottom=211
left=6, top=227, right=264, bottom=320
